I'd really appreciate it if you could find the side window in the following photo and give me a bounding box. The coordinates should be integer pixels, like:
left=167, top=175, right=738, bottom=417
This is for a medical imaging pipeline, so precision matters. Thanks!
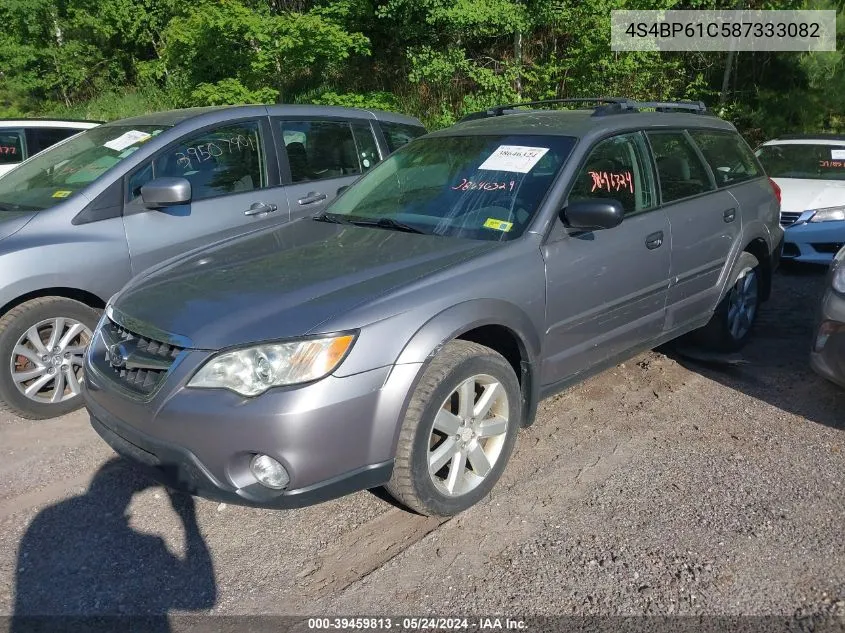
left=280, top=120, right=360, bottom=182
left=568, top=132, right=657, bottom=216
left=646, top=131, right=715, bottom=203
left=351, top=121, right=380, bottom=173
left=25, top=127, right=81, bottom=155
left=688, top=130, right=761, bottom=187
left=0, top=130, right=24, bottom=165
left=152, top=121, right=266, bottom=202
left=380, top=121, right=426, bottom=153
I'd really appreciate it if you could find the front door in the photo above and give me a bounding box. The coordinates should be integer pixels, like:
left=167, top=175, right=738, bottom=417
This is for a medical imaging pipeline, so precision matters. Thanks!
left=542, top=131, right=671, bottom=387
left=275, top=118, right=383, bottom=221
left=123, top=118, right=288, bottom=276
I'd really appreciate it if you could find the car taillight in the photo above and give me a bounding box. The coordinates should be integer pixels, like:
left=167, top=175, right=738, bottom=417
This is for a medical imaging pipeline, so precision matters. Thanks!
left=768, top=177, right=782, bottom=206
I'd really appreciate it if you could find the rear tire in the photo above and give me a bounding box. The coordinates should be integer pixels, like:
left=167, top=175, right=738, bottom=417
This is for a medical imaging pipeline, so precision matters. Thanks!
left=386, top=340, right=521, bottom=517
left=694, top=251, right=761, bottom=353
left=0, top=297, right=100, bottom=420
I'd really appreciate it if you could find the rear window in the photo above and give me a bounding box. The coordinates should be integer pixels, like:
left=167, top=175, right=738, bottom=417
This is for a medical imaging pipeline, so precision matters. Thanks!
left=0, top=130, right=23, bottom=165
left=689, top=130, right=761, bottom=187
left=380, top=121, right=426, bottom=152
left=25, top=127, right=84, bottom=155
left=756, top=143, right=845, bottom=181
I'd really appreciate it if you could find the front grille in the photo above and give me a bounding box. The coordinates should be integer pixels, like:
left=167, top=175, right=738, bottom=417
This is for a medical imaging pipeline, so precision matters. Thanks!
left=92, top=318, right=183, bottom=397
left=813, top=242, right=844, bottom=254
left=780, top=211, right=802, bottom=227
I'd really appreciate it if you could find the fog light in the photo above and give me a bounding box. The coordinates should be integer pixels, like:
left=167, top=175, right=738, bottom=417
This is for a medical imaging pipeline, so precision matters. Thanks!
left=250, top=454, right=289, bottom=490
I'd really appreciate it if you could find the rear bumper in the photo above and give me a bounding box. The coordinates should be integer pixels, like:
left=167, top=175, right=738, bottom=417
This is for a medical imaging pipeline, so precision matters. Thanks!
left=87, top=396, right=394, bottom=509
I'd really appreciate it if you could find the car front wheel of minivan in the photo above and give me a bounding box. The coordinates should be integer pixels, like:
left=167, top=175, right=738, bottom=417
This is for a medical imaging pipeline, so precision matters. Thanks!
left=0, top=297, right=100, bottom=420
left=386, top=340, right=521, bottom=517
left=695, top=251, right=761, bottom=353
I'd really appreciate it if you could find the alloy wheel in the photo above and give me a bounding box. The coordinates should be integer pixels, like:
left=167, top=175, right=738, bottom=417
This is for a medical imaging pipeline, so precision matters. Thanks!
left=727, top=267, right=758, bottom=341
left=427, top=373, right=510, bottom=497
left=10, top=317, right=93, bottom=404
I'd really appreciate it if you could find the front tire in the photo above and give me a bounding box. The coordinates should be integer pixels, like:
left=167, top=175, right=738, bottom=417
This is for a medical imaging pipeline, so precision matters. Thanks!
left=0, top=297, right=100, bottom=420
left=386, top=340, right=521, bottom=517
left=694, top=251, right=761, bottom=352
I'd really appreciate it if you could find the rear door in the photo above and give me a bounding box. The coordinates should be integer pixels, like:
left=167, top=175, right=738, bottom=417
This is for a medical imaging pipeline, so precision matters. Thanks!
left=274, top=117, right=382, bottom=220
left=542, top=131, right=671, bottom=386
left=646, top=130, right=741, bottom=330
left=122, top=117, right=287, bottom=275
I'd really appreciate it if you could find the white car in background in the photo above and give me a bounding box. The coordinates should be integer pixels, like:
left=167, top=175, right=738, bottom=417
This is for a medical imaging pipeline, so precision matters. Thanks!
left=0, top=119, right=101, bottom=177
left=756, top=135, right=845, bottom=265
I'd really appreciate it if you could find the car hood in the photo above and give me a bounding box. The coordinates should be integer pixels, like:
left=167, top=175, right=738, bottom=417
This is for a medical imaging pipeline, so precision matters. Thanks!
left=114, top=219, right=498, bottom=350
left=773, top=178, right=845, bottom=213
left=0, top=210, right=37, bottom=243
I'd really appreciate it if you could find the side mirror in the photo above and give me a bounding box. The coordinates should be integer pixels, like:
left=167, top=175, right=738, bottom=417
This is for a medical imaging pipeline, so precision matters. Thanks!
left=141, top=177, right=191, bottom=208
left=561, top=199, right=624, bottom=231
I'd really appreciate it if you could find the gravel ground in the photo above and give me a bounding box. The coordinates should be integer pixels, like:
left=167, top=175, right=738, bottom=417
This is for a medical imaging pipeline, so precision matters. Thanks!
left=0, top=266, right=843, bottom=627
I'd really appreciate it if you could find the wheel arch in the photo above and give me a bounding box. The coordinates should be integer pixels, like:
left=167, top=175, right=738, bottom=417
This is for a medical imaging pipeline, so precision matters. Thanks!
left=0, top=287, right=106, bottom=320
left=394, top=299, right=543, bottom=429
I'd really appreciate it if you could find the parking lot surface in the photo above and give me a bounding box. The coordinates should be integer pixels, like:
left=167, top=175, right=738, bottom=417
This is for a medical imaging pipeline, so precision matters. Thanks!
left=0, top=266, right=842, bottom=619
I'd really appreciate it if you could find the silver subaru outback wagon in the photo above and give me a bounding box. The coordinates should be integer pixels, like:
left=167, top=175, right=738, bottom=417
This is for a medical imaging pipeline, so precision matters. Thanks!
left=0, top=105, right=425, bottom=419
left=83, top=99, right=783, bottom=516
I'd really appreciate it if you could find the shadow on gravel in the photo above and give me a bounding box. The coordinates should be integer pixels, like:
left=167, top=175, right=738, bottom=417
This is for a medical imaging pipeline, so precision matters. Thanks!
left=11, top=458, right=216, bottom=632
left=668, top=263, right=844, bottom=432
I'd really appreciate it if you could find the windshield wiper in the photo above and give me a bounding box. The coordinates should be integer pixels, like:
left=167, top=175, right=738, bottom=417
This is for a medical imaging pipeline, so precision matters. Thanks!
left=348, top=217, right=426, bottom=234
left=312, top=211, right=352, bottom=225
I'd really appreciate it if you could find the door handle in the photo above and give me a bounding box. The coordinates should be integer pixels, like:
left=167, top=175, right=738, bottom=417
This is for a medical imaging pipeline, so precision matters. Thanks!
left=297, top=192, right=327, bottom=206
left=244, top=202, right=278, bottom=216
left=645, top=231, right=664, bottom=250
left=723, top=207, right=737, bottom=223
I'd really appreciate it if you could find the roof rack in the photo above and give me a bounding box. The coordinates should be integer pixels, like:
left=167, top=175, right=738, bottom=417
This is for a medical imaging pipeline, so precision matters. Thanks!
left=459, top=98, right=709, bottom=122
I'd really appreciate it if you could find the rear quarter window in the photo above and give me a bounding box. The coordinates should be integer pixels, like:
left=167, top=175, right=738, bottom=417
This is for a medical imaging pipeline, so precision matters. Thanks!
left=0, top=130, right=24, bottom=165
left=688, top=130, right=761, bottom=187
left=380, top=121, right=426, bottom=153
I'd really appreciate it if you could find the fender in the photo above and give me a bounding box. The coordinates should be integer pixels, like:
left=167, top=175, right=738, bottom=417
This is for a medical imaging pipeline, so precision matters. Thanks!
left=393, top=298, right=544, bottom=429
left=714, top=220, right=774, bottom=307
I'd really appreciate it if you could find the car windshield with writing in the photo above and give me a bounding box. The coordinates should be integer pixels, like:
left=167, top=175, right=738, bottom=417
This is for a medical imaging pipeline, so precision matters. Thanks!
left=324, top=135, right=575, bottom=241
left=0, top=125, right=167, bottom=212
left=756, top=144, right=845, bottom=181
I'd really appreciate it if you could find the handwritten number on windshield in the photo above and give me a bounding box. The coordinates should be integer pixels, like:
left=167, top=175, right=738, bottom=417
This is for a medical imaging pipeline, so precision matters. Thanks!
left=451, top=179, right=516, bottom=192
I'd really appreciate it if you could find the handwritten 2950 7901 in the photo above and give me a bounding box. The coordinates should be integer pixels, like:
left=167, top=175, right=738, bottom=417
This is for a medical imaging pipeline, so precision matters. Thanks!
left=175, top=134, right=256, bottom=171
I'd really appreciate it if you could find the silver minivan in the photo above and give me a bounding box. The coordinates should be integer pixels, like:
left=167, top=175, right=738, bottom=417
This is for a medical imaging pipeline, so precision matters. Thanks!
left=0, top=105, right=425, bottom=419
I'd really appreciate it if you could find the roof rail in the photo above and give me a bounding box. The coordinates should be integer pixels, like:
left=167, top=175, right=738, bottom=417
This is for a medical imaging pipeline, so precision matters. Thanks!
left=459, top=98, right=710, bottom=122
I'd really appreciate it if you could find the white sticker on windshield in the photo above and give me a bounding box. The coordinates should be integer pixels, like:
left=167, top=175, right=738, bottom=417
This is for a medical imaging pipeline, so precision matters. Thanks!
left=831, top=149, right=845, bottom=160
left=478, top=145, right=550, bottom=173
left=104, top=130, right=152, bottom=152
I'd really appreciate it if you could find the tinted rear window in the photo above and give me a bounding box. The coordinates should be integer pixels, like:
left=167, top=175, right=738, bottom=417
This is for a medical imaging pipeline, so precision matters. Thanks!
left=0, top=130, right=23, bottom=165
left=756, top=143, right=845, bottom=181
left=25, top=127, right=84, bottom=155
left=380, top=121, right=426, bottom=152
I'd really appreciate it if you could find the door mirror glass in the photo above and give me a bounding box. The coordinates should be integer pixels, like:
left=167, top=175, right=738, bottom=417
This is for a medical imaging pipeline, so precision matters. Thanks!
left=141, top=177, right=191, bottom=208
left=562, top=199, right=624, bottom=231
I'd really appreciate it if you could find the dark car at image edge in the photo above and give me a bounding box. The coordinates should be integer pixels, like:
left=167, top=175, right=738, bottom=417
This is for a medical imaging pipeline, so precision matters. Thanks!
left=83, top=98, right=784, bottom=516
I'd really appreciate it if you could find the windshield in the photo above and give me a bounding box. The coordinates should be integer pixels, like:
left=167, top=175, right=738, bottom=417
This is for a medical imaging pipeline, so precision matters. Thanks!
left=0, top=125, right=168, bottom=211
left=756, top=143, right=845, bottom=181
left=325, top=134, right=576, bottom=240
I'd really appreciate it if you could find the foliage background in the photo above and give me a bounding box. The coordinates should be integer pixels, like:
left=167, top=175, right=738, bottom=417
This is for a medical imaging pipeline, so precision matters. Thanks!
left=0, top=0, right=843, bottom=142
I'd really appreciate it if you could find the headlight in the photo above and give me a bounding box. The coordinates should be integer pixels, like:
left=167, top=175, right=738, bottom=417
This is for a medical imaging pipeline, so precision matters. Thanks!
left=809, top=206, right=845, bottom=223
left=188, top=333, right=356, bottom=396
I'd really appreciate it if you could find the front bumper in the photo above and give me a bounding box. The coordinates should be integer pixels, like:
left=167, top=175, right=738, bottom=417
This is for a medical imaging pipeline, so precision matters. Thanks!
left=810, top=284, right=845, bottom=389
left=782, top=219, right=845, bottom=265
left=83, top=342, right=423, bottom=508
